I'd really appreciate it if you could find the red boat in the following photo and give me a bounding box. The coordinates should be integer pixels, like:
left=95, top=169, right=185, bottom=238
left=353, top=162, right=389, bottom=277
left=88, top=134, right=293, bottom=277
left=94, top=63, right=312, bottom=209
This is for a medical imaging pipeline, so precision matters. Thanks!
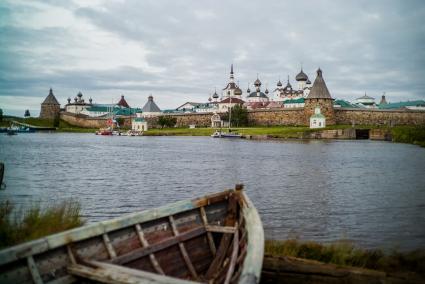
left=95, top=128, right=113, bottom=135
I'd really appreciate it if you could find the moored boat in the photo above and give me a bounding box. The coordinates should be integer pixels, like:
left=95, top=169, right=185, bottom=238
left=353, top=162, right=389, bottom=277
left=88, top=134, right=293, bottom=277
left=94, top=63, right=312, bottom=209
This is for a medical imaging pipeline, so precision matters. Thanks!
left=0, top=185, right=264, bottom=284
left=95, top=128, right=113, bottom=135
left=211, top=130, right=242, bottom=138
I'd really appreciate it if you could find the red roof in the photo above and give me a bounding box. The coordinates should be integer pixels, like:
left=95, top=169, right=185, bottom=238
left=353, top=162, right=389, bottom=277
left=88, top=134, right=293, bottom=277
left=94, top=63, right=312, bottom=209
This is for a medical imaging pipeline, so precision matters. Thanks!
left=219, top=97, right=245, bottom=104
left=117, top=95, right=130, bottom=108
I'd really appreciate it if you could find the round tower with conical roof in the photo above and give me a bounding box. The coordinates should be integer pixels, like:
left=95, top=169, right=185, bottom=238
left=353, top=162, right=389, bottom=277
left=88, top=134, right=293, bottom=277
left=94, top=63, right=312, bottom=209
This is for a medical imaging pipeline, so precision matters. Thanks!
left=304, top=69, right=335, bottom=125
left=40, top=88, right=61, bottom=119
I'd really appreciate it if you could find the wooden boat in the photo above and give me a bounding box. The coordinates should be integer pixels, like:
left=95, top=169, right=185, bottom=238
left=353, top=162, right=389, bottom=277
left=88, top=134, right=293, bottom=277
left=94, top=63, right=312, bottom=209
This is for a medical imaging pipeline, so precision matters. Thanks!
left=0, top=185, right=264, bottom=284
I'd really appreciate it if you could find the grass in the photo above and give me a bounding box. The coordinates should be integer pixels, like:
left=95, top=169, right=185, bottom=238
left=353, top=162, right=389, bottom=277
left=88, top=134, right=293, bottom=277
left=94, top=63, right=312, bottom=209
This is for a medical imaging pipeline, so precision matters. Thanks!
left=391, top=126, right=425, bottom=147
left=0, top=200, right=85, bottom=249
left=265, top=239, right=425, bottom=275
left=143, top=125, right=371, bottom=138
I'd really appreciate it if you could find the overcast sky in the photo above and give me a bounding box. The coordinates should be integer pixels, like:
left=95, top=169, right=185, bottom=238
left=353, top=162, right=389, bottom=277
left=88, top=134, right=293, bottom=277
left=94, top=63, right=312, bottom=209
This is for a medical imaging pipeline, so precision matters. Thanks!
left=1, top=0, right=424, bottom=116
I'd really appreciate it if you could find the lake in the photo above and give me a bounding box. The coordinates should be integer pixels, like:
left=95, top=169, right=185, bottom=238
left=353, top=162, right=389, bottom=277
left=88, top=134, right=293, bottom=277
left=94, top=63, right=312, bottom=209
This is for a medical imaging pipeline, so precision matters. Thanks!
left=1, top=133, right=424, bottom=251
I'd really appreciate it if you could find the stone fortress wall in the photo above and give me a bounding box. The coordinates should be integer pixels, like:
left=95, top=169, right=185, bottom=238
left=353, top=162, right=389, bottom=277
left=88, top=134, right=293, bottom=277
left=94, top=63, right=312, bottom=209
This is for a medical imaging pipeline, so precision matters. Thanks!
left=61, top=107, right=425, bottom=129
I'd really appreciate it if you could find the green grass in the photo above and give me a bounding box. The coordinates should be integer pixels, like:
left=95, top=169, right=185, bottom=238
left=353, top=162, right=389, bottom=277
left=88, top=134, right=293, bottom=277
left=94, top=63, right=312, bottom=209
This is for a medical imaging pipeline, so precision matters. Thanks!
left=391, top=126, right=425, bottom=147
left=0, top=200, right=85, bottom=249
left=143, top=125, right=371, bottom=138
left=265, top=239, right=425, bottom=275
left=144, top=127, right=215, bottom=136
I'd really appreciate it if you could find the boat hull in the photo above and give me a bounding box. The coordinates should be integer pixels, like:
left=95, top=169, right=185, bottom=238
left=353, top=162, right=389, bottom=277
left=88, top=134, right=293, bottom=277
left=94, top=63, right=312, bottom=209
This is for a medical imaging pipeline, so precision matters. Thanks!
left=0, top=187, right=264, bottom=284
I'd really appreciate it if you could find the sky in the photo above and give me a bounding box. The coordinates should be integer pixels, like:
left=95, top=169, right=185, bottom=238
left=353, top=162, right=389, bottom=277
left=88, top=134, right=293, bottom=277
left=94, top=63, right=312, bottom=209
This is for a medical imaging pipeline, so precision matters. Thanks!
left=0, top=0, right=424, bottom=116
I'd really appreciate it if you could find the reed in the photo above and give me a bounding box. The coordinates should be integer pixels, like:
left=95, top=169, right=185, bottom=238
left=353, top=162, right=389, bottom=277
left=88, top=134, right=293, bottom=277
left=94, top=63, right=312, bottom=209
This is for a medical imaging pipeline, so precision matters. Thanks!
left=0, top=200, right=85, bottom=249
left=265, top=239, right=425, bottom=275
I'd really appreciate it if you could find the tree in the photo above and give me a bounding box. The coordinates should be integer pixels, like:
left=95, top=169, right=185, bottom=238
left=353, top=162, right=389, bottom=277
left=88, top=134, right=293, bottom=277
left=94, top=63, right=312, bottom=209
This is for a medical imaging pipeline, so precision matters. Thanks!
left=157, top=116, right=177, bottom=128
left=115, top=117, right=124, bottom=128
left=24, top=109, right=31, bottom=117
left=0, top=109, right=3, bottom=122
left=222, top=104, right=249, bottom=127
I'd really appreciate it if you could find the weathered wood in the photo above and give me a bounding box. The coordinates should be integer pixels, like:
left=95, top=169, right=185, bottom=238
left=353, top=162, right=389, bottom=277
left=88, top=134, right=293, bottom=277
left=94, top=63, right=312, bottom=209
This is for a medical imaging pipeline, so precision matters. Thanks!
left=261, top=255, right=421, bottom=284
left=66, top=245, right=76, bottom=264
left=199, top=206, right=217, bottom=257
left=224, top=223, right=239, bottom=284
left=69, top=260, right=197, bottom=284
left=111, top=226, right=206, bottom=265
left=0, top=189, right=265, bottom=284
left=102, top=233, right=117, bottom=259
left=205, top=194, right=238, bottom=279
left=27, top=256, right=43, bottom=284
left=205, top=225, right=237, bottom=234
left=135, top=223, right=165, bottom=275
left=169, top=215, right=199, bottom=280
left=238, top=191, right=264, bottom=284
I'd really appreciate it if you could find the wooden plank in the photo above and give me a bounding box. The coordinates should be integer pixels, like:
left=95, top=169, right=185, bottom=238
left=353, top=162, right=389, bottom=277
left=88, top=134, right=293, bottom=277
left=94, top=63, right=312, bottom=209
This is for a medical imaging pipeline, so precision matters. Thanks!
left=199, top=206, right=216, bottom=257
left=205, top=194, right=238, bottom=279
left=27, top=256, right=43, bottom=284
left=111, top=226, right=206, bottom=265
left=168, top=215, right=199, bottom=280
left=0, top=238, right=49, bottom=266
left=238, top=191, right=264, bottom=284
left=224, top=223, right=239, bottom=284
left=205, top=225, right=237, bottom=234
left=135, top=223, right=165, bottom=275
left=66, top=245, right=76, bottom=264
left=71, top=260, right=197, bottom=284
left=102, top=233, right=117, bottom=259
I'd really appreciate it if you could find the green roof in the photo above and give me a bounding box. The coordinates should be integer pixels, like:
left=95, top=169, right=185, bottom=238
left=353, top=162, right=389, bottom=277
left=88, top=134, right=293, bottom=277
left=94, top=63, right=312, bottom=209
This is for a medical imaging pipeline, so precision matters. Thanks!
left=378, top=100, right=425, bottom=109
left=133, top=117, right=146, bottom=122
left=85, top=105, right=141, bottom=116
left=283, top=98, right=305, bottom=104
left=334, top=99, right=359, bottom=108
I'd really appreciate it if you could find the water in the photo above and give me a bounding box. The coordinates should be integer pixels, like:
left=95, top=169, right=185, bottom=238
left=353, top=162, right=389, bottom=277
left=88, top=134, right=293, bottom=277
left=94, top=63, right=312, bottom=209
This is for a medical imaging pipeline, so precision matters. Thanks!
left=1, top=133, right=424, bottom=251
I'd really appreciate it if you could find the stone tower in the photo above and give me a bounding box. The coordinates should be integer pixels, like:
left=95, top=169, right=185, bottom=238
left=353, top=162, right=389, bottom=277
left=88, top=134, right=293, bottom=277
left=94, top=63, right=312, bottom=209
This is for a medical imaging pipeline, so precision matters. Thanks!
left=40, top=88, right=60, bottom=119
left=304, top=68, right=335, bottom=125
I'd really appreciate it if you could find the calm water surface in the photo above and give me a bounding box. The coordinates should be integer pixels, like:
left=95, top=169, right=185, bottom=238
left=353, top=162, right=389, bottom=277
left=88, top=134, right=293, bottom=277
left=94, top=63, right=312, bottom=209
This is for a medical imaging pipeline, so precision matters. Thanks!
left=1, top=133, right=424, bottom=251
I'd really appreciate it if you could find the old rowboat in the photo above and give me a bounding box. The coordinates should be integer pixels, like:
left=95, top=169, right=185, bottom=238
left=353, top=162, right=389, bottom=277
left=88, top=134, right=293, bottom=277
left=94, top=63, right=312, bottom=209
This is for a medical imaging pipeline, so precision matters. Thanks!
left=0, top=185, right=264, bottom=284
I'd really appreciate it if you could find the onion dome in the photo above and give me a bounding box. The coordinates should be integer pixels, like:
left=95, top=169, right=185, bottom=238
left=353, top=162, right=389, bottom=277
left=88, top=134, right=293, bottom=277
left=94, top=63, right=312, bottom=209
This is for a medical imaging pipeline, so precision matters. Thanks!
left=212, top=90, right=219, bottom=99
left=247, top=91, right=268, bottom=98
left=74, top=97, right=78, bottom=102
left=234, top=87, right=242, bottom=96
left=277, top=80, right=282, bottom=87
left=77, top=92, right=83, bottom=98
left=89, top=97, right=92, bottom=104
left=254, top=78, right=261, bottom=87
left=295, top=69, right=308, bottom=81
left=208, top=97, right=212, bottom=102
left=67, top=97, right=71, bottom=104
left=265, top=88, right=269, bottom=94
left=306, top=79, right=311, bottom=85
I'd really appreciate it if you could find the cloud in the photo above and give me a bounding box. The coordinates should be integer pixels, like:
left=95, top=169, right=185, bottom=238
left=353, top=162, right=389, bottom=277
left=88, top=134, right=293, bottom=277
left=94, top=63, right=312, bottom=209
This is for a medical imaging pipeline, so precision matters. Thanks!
left=1, top=0, right=425, bottom=116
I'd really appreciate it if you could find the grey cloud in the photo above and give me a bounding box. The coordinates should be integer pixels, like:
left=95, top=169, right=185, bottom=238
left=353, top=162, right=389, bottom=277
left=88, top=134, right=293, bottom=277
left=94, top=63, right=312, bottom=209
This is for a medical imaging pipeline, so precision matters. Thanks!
left=1, top=0, right=425, bottom=115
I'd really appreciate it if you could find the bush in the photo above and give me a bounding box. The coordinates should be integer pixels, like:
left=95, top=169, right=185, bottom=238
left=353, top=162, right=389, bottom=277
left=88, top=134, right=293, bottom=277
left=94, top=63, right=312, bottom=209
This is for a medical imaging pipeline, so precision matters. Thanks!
left=158, top=116, right=177, bottom=128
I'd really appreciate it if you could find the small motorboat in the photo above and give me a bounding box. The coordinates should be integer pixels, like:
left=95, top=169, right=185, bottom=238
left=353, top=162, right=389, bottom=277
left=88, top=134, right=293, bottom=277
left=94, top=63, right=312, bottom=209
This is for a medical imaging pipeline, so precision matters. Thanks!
left=0, top=186, right=264, bottom=283
left=211, top=130, right=242, bottom=138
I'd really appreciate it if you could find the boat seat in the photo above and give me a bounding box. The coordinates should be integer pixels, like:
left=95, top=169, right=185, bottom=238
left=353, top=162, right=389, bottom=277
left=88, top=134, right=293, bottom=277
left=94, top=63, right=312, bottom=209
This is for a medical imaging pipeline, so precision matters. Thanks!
left=68, top=260, right=197, bottom=284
